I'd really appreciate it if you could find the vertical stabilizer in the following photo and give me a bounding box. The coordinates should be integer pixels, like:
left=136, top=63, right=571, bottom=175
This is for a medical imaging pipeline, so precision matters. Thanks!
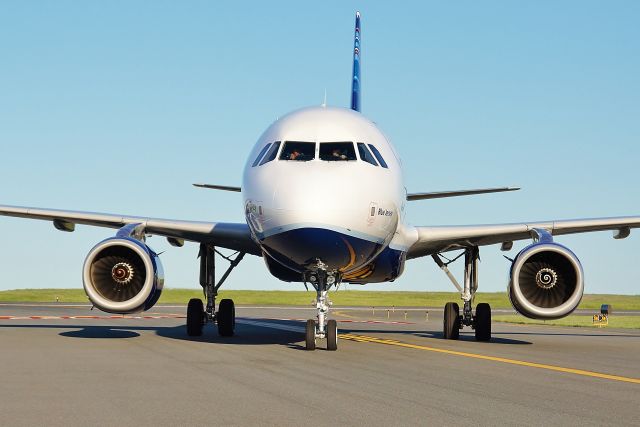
left=350, top=12, right=361, bottom=112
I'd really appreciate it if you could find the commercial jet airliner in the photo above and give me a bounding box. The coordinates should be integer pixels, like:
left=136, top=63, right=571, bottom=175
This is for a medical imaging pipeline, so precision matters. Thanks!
left=1, top=12, right=639, bottom=350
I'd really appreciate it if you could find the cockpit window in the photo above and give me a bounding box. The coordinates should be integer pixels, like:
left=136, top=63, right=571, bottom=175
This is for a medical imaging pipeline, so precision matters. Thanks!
left=252, top=143, right=272, bottom=167
left=279, top=141, right=316, bottom=161
left=319, top=142, right=357, bottom=161
left=368, top=144, right=388, bottom=168
left=259, top=141, right=281, bottom=165
left=357, top=143, right=378, bottom=166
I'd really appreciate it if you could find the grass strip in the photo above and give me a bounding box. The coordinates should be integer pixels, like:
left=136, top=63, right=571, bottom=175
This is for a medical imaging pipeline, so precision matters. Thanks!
left=0, top=289, right=638, bottom=310
left=493, top=314, right=640, bottom=329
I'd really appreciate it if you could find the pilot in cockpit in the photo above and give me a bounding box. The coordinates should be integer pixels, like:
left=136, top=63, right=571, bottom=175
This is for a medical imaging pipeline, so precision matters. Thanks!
left=332, top=148, right=347, bottom=160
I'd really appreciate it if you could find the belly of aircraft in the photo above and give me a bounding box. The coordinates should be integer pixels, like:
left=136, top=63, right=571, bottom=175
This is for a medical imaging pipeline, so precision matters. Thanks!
left=259, top=227, right=384, bottom=273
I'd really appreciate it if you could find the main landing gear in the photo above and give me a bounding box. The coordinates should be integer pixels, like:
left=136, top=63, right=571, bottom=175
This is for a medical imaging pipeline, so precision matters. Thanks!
left=304, top=265, right=338, bottom=351
left=433, top=246, right=491, bottom=342
left=186, top=243, right=245, bottom=337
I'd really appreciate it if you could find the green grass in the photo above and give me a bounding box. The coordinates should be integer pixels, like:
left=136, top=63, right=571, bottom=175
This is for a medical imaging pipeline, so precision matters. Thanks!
left=0, top=289, right=505, bottom=306
left=0, top=288, right=638, bottom=310
left=0, top=289, right=89, bottom=303
left=574, top=294, right=640, bottom=310
left=493, top=314, right=640, bottom=329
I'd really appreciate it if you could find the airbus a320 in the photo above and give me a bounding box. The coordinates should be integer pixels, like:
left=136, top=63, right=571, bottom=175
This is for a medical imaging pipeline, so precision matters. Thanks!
left=2, top=12, right=638, bottom=351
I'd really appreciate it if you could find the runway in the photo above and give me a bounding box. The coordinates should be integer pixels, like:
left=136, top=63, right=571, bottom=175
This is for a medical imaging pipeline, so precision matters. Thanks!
left=1, top=304, right=638, bottom=426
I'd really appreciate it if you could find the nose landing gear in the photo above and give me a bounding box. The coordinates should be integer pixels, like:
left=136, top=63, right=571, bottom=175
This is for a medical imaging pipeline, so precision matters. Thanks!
left=304, top=266, right=339, bottom=351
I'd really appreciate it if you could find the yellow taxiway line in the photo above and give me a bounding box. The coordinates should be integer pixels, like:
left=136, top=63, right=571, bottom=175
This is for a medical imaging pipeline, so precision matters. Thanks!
left=333, top=310, right=359, bottom=319
left=339, top=333, right=640, bottom=385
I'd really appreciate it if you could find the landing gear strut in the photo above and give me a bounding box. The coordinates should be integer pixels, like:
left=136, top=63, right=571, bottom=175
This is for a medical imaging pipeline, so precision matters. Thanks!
left=186, top=243, right=245, bottom=337
left=433, top=246, right=492, bottom=341
left=304, top=266, right=338, bottom=351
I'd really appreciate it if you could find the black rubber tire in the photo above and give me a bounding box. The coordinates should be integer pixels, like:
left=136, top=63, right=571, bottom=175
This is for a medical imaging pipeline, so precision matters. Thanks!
left=217, top=298, right=235, bottom=337
left=326, top=319, right=338, bottom=351
left=187, top=298, right=204, bottom=337
left=475, top=303, right=491, bottom=341
left=305, top=319, right=316, bottom=351
left=443, top=302, right=460, bottom=340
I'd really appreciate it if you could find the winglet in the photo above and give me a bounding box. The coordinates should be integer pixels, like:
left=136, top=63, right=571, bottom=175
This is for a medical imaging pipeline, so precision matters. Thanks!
left=350, top=11, right=361, bottom=112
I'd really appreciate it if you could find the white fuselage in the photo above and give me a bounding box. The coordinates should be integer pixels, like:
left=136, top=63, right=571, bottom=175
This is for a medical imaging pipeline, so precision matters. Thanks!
left=242, top=106, right=411, bottom=282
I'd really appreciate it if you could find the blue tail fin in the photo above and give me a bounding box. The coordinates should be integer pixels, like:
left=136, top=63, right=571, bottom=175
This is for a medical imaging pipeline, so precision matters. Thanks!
left=350, top=11, right=361, bottom=112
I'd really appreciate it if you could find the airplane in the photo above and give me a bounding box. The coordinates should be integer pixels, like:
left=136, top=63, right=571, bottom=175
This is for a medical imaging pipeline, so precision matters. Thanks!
left=1, top=12, right=639, bottom=351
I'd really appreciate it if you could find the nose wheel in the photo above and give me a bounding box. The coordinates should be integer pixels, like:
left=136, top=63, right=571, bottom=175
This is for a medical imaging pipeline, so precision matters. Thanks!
left=326, top=319, right=338, bottom=351
left=304, top=267, right=339, bottom=351
left=305, top=319, right=316, bottom=350
left=305, top=318, right=338, bottom=351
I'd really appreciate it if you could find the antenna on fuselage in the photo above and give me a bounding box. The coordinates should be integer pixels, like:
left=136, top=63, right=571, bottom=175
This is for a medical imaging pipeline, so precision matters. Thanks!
left=322, top=89, right=327, bottom=107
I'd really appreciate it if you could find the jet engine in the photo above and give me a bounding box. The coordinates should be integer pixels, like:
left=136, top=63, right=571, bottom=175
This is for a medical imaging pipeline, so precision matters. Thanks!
left=508, top=241, right=583, bottom=320
left=82, top=237, right=164, bottom=314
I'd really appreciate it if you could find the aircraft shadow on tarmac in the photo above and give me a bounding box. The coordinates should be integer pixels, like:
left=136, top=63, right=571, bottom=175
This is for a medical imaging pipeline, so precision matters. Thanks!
left=60, top=327, right=140, bottom=339
left=1, top=324, right=638, bottom=348
left=0, top=324, right=304, bottom=347
left=156, top=324, right=307, bottom=347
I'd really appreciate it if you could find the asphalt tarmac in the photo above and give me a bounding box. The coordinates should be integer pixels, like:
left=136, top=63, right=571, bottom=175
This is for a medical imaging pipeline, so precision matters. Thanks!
left=1, top=303, right=638, bottom=426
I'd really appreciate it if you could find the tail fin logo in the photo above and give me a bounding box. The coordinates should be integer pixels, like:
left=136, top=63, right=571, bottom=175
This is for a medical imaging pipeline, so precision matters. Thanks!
left=350, top=11, right=362, bottom=112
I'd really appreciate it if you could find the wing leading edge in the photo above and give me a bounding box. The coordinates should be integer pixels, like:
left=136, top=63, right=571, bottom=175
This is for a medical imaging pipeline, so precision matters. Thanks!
left=407, top=187, right=520, bottom=201
left=0, top=204, right=260, bottom=255
left=406, top=216, right=640, bottom=259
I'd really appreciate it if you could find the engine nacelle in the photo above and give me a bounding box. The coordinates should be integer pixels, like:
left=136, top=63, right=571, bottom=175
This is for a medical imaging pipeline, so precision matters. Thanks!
left=508, top=242, right=584, bottom=320
left=82, top=237, right=164, bottom=314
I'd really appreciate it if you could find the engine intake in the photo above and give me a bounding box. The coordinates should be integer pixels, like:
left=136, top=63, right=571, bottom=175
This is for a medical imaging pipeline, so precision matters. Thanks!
left=82, top=238, right=164, bottom=314
left=508, top=243, right=583, bottom=319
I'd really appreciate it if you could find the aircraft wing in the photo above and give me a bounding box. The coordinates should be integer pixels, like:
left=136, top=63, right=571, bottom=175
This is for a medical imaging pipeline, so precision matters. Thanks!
left=406, top=187, right=519, bottom=201
left=0, top=204, right=261, bottom=255
left=406, top=216, right=640, bottom=259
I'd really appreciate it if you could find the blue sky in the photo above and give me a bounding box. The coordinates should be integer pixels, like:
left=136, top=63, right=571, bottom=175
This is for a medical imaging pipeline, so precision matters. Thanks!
left=0, top=1, right=638, bottom=294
